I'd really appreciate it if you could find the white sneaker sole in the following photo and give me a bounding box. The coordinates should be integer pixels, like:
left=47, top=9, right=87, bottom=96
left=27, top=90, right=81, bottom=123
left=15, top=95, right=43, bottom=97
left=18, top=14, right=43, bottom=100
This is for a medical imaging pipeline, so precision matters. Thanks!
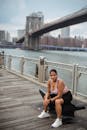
left=38, top=114, right=50, bottom=118
left=51, top=122, right=62, bottom=128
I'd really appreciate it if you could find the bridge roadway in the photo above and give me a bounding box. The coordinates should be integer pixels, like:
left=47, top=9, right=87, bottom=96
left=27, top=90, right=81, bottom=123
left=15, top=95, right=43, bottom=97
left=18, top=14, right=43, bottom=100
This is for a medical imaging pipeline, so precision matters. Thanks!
left=17, top=7, right=87, bottom=43
left=31, top=7, right=87, bottom=37
left=0, top=69, right=87, bottom=130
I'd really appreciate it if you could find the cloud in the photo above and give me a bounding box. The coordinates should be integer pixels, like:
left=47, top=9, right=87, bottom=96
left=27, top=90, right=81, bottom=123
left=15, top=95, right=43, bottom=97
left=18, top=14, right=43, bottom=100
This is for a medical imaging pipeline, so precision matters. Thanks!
left=9, top=0, right=28, bottom=26
left=0, top=23, right=22, bottom=38
left=71, top=22, right=87, bottom=38
left=0, top=0, right=87, bottom=39
left=0, top=0, right=28, bottom=38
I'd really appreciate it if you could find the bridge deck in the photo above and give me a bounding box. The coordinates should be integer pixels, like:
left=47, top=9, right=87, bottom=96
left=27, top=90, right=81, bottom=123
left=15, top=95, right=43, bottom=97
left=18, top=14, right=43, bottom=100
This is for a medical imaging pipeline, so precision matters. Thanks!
left=0, top=69, right=87, bottom=130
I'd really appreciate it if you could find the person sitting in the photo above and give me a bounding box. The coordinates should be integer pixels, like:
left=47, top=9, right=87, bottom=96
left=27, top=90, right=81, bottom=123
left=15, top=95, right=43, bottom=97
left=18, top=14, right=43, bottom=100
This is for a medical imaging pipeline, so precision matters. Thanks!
left=38, top=69, right=72, bottom=128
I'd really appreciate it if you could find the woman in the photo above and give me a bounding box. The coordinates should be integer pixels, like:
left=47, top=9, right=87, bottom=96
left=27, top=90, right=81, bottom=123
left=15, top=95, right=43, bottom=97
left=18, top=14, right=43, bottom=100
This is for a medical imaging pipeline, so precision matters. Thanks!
left=38, top=69, right=72, bottom=128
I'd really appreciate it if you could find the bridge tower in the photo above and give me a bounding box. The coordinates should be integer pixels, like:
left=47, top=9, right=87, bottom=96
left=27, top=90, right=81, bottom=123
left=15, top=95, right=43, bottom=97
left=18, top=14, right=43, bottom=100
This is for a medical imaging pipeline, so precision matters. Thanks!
left=25, top=12, right=44, bottom=50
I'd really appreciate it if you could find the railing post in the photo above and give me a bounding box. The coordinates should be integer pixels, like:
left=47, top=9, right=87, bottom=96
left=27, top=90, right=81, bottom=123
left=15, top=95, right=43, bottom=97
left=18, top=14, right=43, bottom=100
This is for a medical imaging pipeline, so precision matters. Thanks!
left=0, top=51, right=4, bottom=68
left=2, top=51, right=5, bottom=68
left=38, top=56, right=46, bottom=83
left=20, top=57, right=25, bottom=75
left=74, top=64, right=79, bottom=95
left=0, top=53, right=2, bottom=68
left=8, top=55, right=12, bottom=70
left=44, top=65, right=49, bottom=81
left=72, top=64, right=76, bottom=94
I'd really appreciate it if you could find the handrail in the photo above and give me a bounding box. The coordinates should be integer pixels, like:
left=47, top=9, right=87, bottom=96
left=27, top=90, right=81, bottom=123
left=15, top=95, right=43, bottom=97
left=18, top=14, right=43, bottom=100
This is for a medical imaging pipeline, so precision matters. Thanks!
left=3, top=55, right=87, bottom=98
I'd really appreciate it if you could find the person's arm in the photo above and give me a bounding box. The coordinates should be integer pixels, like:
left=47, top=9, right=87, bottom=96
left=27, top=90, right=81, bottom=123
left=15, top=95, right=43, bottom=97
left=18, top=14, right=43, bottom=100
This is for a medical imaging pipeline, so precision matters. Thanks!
left=44, top=80, right=50, bottom=100
left=50, top=80, right=65, bottom=102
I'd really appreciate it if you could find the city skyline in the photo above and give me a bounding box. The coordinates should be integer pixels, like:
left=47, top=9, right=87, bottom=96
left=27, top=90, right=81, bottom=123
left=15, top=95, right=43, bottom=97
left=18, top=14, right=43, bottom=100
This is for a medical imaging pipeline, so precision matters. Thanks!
left=0, top=0, right=87, bottom=38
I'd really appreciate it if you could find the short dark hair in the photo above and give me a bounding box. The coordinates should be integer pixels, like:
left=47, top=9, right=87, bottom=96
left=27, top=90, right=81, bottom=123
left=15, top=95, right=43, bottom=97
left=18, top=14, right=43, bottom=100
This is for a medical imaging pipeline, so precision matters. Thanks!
left=49, top=69, right=57, bottom=74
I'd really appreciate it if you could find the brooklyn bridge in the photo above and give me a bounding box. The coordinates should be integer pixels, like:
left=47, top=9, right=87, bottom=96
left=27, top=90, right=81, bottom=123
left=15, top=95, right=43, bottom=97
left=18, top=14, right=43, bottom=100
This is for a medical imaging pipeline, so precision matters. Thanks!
left=17, top=7, right=87, bottom=50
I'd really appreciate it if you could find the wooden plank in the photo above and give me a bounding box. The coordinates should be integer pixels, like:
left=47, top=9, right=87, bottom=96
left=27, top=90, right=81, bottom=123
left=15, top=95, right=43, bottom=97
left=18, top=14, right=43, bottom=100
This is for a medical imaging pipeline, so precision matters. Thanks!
left=0, top=69, right=87, bottom=130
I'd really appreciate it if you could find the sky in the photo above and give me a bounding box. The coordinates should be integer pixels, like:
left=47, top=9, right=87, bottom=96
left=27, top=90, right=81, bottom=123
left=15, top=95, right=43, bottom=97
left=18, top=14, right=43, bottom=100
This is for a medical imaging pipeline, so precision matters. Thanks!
left=0, top=0, right=87, bottom=39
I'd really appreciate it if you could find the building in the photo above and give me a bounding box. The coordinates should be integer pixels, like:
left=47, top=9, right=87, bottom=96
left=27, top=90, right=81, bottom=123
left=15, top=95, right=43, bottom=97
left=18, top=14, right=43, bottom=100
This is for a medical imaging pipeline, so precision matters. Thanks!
left=0, top=30, right=5, bottom=42
left=0, top=30, right=11, bottom=42
left=61, top=26, right=70, bottom=38
left=5, top=31, right=10, bottom=42
left=17, top=29, right=25, bottom=39
left=12, top=37, right=18, bottom=44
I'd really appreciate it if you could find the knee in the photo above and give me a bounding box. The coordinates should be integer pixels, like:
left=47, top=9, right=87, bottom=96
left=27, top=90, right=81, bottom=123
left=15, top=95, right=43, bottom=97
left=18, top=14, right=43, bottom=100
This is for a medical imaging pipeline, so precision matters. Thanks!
left=55, top=99, right=61, bottom=106
left=43, top=99, right=48, bottom=106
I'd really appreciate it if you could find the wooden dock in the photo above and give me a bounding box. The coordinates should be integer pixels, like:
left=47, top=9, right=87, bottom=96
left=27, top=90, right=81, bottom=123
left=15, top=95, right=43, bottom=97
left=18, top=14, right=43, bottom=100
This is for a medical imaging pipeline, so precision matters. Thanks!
left=0, top=69, right=87, bottom=130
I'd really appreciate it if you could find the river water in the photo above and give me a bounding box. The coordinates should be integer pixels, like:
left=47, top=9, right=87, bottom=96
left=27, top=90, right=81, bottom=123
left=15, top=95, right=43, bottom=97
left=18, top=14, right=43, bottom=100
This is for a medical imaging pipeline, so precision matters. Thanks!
left=0, top=48, right=87, bottom=96
left=0, top=48, right=87, bottom=66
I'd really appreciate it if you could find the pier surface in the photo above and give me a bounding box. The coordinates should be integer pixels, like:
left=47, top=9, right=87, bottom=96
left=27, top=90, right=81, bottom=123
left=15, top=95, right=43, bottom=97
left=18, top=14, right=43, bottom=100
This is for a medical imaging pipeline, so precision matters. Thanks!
left=0, top=69, right=87, bottom=130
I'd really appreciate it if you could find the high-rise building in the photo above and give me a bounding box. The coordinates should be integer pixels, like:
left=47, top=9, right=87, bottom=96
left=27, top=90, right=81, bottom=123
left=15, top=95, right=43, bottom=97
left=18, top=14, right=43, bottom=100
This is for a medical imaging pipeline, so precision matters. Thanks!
left=61, top=26, right=70, bottom=38
left=17, top=29, right=25, bottom=39
left=5, top=31, right=10, bottom=42
left=0, top=30, right=5, bottom=41
left=0, top=30, right=11, bottom=42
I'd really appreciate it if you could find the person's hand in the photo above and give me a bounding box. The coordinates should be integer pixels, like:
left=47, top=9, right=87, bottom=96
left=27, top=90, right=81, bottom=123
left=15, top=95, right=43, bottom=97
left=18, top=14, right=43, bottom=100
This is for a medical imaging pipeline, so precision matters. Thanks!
left=50, top=98, right=54, bottom=102
left=44, top=99, right=50, bottom=106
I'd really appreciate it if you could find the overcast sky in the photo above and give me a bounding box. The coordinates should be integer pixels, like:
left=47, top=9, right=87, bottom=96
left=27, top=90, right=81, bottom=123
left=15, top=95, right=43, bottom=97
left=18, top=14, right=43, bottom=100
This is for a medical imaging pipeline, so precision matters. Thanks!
left=0, top=0, right=87, bottom=38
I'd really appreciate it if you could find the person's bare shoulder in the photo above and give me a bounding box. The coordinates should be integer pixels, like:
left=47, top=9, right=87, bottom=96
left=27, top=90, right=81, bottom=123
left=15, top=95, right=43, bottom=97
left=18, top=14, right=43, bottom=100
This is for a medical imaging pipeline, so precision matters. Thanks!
left=59, top=79, right=64, bottom=84
left=58, top=79, right=65, bottom=88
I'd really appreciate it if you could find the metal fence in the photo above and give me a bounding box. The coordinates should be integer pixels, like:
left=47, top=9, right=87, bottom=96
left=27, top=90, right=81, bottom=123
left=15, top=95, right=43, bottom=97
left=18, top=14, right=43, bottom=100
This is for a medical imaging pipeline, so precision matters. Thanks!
left=2, top=55, right=87, bottom=98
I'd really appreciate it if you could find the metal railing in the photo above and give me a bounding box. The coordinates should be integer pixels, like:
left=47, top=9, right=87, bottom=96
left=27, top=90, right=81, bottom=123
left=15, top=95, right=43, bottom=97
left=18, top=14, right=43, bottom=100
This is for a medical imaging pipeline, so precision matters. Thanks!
left=1, top=54, right=87, bottom=98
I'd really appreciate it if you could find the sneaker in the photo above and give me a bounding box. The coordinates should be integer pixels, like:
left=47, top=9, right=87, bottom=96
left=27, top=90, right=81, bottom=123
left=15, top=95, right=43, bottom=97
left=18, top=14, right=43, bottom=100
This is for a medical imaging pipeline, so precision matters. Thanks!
left=51, top=118, right=62, bottom=128
left=38, top=110, right=50, bottom=118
